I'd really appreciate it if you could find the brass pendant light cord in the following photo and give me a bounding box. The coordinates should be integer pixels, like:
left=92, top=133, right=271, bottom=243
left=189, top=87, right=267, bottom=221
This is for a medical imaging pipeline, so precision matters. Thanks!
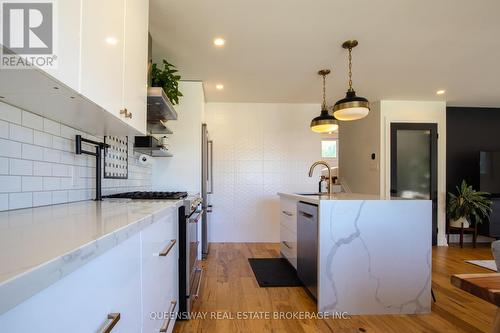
left=348, top=47, right=353, bottom=92
left=322, top=73, right=327, bottom=110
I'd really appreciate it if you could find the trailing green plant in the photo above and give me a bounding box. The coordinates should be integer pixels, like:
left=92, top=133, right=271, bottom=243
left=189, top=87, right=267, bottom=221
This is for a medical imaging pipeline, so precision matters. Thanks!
left=447, top=180, right=492, bottom=224
left=150, top=59, right=183, bottom=105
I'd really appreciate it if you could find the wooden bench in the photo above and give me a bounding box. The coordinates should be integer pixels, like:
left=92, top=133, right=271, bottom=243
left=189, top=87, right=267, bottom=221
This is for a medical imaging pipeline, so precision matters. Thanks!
left=451, top=273, right=500, bottom=332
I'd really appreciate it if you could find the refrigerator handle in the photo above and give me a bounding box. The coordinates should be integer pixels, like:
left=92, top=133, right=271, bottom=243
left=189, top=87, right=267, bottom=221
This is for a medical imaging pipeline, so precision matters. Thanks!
left=208, top=140, right=214, bottom=194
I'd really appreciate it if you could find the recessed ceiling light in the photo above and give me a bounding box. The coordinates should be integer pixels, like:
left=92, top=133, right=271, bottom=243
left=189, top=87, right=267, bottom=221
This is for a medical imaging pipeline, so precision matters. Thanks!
left=105, top=37, right=118, bottom=45
left=213, top=38, right=225, bottom=47
left=216, top=84, right=224, bottom=90
left=436, top=90, right=446, bottom=95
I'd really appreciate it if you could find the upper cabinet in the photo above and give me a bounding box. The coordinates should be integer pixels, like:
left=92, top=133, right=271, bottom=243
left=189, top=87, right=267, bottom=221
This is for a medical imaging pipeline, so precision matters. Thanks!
left=0, top=0, right=149, bottom=136
left=80, top=0, right=125, bottom=124
left=44, top=0, right=81, bottom=91
left=122, top=0, right=149, bottom=134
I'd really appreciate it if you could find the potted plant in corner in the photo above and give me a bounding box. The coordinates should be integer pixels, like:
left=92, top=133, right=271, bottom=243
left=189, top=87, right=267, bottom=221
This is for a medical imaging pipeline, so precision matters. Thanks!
left=448, top=180, right=492, bottom=228
left=150, top=59, right=183, bottom=105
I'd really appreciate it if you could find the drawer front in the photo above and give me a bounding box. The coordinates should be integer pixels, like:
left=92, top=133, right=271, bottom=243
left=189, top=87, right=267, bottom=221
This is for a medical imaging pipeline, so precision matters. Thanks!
left=280, top=198, right=297, bottom=233
left=280, top=223, right=297, bottom=269
left=142, top=212, right=178, bottom=333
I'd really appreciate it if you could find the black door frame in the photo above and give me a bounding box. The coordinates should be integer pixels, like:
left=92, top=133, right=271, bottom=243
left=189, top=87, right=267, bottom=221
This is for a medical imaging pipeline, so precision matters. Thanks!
left=390, top=123, right=438, bottom=245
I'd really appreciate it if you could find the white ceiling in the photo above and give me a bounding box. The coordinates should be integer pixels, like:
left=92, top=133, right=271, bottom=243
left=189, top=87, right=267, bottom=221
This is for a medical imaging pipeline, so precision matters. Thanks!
left=149, top=0, right=500, bottom=107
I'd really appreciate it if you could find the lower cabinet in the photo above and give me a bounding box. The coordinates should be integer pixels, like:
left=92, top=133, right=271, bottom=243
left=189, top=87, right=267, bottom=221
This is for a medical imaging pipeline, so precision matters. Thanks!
left=280, top=197, right=298, bottom=269
left=0, top=207, right=179, bottom=333
left=0, top=232, right=142, bottom=333
left=141, top=208, right=179, bottom=333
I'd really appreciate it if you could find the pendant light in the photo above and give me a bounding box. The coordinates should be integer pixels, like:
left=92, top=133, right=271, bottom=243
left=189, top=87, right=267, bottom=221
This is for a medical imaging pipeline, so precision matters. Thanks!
left=310, top=69, right=338, bottom=133
left=333, top=40, right=370, bottom=121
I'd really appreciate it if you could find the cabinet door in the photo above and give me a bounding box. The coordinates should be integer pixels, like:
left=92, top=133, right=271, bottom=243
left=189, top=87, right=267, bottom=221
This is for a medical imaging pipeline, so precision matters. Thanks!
left=141, top=209, right=178, bottom=332
left=0, top=233, right=142, bottom=333
left=44, top=0, right=81, bottom=91
left=122, top=0, right=149, bottom=134
left=80, top=0, right=125, bottom=120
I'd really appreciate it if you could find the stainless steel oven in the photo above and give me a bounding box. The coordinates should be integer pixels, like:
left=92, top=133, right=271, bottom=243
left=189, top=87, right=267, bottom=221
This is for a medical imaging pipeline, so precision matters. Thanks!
left=178, top=197, right=203, bottom=318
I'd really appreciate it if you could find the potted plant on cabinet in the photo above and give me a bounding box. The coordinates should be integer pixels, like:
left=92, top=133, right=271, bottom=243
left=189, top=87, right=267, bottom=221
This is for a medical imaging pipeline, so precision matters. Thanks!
left=448, top=180, right=492, bottom=228
left=150, top=59, right=183, bottom=105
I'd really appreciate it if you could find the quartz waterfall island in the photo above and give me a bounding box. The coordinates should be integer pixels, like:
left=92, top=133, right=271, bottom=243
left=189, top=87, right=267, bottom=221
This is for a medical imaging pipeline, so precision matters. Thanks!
left=277, top=193, right=432, bottom=315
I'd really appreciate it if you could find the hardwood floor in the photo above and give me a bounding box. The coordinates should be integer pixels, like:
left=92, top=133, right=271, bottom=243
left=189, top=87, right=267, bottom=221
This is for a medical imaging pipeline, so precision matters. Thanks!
left=174, top=243, right=496, bottom=333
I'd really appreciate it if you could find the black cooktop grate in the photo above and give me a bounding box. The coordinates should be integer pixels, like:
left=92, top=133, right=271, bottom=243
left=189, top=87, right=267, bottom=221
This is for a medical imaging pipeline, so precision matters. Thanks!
left=104, top=191, right=188, bottom=200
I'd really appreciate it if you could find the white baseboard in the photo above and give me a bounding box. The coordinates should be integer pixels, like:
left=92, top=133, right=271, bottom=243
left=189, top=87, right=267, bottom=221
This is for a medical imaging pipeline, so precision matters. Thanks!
left=447, top=234, right=495, bottom=244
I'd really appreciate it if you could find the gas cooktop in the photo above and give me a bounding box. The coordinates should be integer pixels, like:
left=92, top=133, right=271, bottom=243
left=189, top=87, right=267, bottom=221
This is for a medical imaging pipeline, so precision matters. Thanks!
left=104, top=191, right=188, bottom=200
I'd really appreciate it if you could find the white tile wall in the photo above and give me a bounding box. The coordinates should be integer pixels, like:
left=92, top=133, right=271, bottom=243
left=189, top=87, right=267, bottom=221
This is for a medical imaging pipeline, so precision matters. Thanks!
left=0, top=103, right=152, bottom=211
left=205, top=103, right=324, bottom=242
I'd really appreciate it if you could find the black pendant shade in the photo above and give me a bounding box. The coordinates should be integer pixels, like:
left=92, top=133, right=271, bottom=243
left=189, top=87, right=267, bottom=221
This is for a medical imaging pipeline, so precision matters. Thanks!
left=310, top=69, right=338, bottom=133
left=333, top=40, right=370, bottom=121
left=310, top=108, right=338, bottom=133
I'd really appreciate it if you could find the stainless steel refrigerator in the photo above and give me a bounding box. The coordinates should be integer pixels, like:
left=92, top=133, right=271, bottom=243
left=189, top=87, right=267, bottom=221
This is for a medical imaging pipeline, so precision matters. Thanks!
left=201, top=124, right=213, bottom=258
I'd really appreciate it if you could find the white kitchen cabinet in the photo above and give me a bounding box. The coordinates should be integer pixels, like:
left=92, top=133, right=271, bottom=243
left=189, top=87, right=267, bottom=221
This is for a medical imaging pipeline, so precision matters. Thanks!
left=0, top=233, right=142, bottom=333
left=44, top=0, right=81, bottom=91
left=80, top=0, right=125, bottom=123
left=280, top=197, right=298, bottom=268
left=122, top=0, right=149, bottom=134
left=0, top=0, right=149, bottom=136
left=0, top=206, right=180, bottom=333
left=141, top=209, right=179, bottom=333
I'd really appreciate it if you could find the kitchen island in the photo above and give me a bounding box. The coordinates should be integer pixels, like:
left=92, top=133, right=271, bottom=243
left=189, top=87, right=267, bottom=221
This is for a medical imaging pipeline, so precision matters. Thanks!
left=278, top=192, right=432, bottom=315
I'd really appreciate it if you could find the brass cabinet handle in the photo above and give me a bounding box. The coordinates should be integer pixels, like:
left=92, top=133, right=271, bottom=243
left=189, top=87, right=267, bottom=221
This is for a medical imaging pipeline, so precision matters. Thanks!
left=120, top=108, right=132, bottom=119
left=282, top=241, right=292, bottom=249
left=282, top=210, right=293, bottom=217
left=101, top=313, right=120, bottom=333
left=159, top=300, right=177, bottom=332
left=159, top=239, right=176, bottom=256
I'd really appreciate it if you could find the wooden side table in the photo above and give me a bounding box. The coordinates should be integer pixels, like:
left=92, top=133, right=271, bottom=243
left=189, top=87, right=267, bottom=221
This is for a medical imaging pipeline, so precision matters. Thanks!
left=451, top=273, right=500, bottom=332
left=447, top=222, right=477, bottom=248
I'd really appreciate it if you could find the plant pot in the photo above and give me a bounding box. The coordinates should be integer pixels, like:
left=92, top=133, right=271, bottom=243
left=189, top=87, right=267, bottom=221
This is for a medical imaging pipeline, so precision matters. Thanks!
left=450, top=217, right=470, bottom=228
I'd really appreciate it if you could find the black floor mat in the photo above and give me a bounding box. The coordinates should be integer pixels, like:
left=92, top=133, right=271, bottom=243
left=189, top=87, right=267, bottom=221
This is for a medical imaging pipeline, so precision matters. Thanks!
left=248, top=258, right=303, bottom=287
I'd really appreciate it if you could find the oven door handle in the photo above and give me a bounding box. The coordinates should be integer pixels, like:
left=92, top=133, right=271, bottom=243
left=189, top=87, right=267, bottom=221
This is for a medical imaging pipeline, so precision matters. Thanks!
left=193, top=268, right=203, bottom=299
left=189, top=209, right=204, bottom=223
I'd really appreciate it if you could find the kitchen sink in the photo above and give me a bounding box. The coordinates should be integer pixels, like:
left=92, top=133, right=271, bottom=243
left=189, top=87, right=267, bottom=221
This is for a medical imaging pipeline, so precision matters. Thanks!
left=295, top=192, right=329, bottom=196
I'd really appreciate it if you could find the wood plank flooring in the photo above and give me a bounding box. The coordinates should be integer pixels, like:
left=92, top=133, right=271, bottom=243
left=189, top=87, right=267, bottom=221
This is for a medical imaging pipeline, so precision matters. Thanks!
left=174, top=243, right=496, bottom=333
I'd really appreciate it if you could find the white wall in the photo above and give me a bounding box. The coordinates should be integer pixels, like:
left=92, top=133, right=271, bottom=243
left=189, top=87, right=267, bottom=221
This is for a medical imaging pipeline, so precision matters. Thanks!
left=379, top=100, right=447, bottom=245
left=152, top=81, right=204, bottom=192
left=0, top=103, right=152, bottom=211
left=338, top=102, right=381, bottom=194
left=205, top=103, right=323, bottom=242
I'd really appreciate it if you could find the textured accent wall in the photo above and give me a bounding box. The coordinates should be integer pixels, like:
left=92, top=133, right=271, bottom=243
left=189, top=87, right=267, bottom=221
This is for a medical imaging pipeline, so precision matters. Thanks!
left=205, top=103, right=324, bottom=242
left=0, top=102, right=152, bottom=211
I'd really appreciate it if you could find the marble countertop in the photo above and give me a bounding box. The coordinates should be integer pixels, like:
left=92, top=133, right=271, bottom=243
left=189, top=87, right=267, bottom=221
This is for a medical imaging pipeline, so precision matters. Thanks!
left=0, top=199, right=184, bottom=314
left=277, top=192, right=386, bottom=204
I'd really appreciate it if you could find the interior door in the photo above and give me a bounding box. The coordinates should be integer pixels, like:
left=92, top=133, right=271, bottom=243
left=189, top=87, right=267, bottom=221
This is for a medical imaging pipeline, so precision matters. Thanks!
left=391, top=123, right=438, bottom=245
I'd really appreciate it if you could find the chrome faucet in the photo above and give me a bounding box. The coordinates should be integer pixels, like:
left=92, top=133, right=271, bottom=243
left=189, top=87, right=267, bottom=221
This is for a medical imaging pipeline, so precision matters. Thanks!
left=308, top=161, right=333, bottom=194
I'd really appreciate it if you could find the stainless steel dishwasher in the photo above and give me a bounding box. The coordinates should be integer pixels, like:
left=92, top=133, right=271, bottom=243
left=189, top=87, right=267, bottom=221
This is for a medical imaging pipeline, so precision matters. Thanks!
left=297, top=201, right=319, bottom=300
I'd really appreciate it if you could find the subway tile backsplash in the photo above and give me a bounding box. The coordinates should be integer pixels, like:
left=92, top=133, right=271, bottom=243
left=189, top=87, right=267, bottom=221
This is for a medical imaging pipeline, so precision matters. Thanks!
left=0, top=102, right=152, bottom=211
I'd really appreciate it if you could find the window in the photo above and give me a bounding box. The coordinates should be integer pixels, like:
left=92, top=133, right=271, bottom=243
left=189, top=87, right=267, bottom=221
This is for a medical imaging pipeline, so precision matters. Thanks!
left=321, top=140, right=337, bottom=158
